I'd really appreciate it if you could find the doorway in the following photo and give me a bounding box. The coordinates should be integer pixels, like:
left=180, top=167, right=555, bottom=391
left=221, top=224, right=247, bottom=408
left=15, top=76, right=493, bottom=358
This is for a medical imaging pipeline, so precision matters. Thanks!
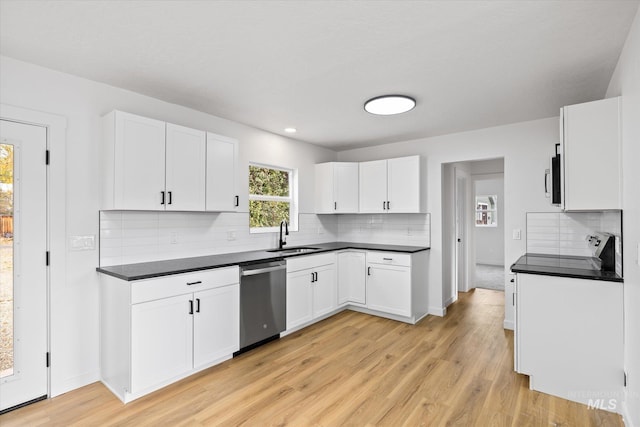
left=0, top=120, right=48, bottom=412
left=473, top=172, right=505, bottom=291
left=444, top=158, right=505, bottom=308
left=454, top=167, right=469, bottom=298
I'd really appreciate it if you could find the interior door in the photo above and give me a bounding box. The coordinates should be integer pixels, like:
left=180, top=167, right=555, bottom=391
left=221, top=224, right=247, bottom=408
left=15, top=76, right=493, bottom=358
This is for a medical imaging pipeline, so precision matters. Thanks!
left=454, top=170, right=467, bottom=295
left=0, top=120, right=48, bottom=412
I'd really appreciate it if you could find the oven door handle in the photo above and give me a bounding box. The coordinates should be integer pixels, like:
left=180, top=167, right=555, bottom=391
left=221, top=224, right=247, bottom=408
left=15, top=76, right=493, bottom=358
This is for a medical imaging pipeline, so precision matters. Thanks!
left=241, top=265, right=286, bottom=276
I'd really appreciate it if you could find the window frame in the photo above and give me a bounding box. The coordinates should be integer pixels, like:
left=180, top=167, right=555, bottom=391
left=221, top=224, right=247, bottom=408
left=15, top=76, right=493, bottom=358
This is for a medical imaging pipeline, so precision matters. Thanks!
left=475, top=194, right=498, bottom=228
left=248, top=162, right=298, bottom=234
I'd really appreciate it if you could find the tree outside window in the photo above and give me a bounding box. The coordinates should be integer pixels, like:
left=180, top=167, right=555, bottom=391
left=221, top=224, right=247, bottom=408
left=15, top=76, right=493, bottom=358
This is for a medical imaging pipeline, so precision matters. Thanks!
left=249, top=164, right=297, bottom=232
left=476, top=195, right=497, bottom=227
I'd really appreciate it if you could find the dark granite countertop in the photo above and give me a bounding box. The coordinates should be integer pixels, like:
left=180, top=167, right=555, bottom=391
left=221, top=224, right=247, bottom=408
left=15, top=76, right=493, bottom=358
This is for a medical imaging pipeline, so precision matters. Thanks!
left=96, top=241, right=430, bottom=281
left=510, top=253, right=623, bottom=283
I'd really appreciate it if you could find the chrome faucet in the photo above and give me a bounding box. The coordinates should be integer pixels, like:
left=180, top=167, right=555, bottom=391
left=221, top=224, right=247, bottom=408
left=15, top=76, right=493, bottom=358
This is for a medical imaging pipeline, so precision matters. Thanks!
left=279, top=220, right=289, bottom=249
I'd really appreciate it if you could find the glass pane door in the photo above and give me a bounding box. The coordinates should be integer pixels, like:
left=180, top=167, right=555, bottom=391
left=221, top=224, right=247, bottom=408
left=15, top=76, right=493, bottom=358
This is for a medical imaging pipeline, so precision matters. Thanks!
left=0, top=143, right=14, bottom=379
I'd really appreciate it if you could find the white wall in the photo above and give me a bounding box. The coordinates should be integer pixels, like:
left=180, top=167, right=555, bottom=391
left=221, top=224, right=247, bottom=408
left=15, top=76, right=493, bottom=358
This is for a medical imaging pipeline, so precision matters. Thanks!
left=606, top=7, right=640, bottom=425
left=474, top=177, right=504, bottom=266
left=0, top=55, right=337, bottom=396
left=338, top=118, right=561, bottom=317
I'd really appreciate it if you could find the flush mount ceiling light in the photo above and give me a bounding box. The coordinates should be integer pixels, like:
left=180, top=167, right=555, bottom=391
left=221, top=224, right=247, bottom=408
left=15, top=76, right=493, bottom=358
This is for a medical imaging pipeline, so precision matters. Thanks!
left=364, top=95, right=416, bottom=115
left=284, top=127, right=297, bottom=133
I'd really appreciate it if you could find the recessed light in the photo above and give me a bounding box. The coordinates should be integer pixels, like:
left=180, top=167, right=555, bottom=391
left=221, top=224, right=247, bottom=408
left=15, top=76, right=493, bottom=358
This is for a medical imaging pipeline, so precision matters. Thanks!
left=284, top=127, right=297, bottom=133
left=364, top=95, right=416, bottom=115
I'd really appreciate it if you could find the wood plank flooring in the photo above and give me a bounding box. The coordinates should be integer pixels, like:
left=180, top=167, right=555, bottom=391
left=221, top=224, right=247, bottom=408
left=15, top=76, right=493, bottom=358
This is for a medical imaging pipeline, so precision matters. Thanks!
left=0, top=289, right=623, bottom=426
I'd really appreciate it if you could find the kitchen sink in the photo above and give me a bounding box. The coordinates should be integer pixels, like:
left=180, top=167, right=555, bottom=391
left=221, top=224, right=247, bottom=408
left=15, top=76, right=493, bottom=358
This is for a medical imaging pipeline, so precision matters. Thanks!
left=266, top=246, right=319, bottom=254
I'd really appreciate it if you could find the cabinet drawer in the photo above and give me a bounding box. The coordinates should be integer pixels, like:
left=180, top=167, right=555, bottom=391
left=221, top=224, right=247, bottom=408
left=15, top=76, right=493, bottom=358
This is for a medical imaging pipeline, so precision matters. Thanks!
left=367, top=252, right=411, bottom=267
left=131, top=266, right=239, bottom=304
left=286, top=252, right=336, bottom=273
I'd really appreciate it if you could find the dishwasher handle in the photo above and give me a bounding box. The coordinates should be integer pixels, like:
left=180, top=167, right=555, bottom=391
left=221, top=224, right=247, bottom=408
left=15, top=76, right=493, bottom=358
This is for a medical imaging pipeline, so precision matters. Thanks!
left=241, top=265, right=286, bottom=277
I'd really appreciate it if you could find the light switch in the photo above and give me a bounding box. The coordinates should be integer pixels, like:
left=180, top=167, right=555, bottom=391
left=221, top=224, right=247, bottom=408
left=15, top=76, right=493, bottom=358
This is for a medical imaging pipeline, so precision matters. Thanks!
left=512, top=229, right=522, bottom=240
left=69, top=235, right=95, bottom=251
left=227, top=230, right=236, bottom=241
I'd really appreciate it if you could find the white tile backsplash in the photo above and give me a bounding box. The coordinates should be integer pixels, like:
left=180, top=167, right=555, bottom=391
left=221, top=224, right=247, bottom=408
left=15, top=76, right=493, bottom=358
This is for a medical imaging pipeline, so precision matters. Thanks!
left=99, top=211, right=430, bottom=266
left=526, top=211, right=622, bottom=258
left=338, top=213, right=431, bottom=247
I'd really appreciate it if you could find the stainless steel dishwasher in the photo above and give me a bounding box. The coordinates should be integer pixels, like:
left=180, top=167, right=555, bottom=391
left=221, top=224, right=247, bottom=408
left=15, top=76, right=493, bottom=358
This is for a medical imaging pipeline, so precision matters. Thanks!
left=235, top=260, right=287, bottom=355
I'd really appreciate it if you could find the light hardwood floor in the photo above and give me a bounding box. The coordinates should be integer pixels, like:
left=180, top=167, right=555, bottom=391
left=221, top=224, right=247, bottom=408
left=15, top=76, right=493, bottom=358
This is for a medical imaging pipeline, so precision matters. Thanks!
left=1, top=289, right=623, bottom=426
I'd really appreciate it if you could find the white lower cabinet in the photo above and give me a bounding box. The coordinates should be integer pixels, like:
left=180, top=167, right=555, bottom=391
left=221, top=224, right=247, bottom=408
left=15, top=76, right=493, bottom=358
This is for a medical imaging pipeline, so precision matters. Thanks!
left=366, top=253, right=411, bottom=317
left=193, top=285, right=240, bottom=368
left=514, top=273, right=623, bottom=410
left=286, top=269, right=314, bottom=329
left=286, top=253, right=337, bottom=331
left=337, top=251, right=366, bottom=305
left=286, top=250, right=429, bottom=333
left=100, top=266, right=239, bottom=403
left=131, top=293, right=193, bottom=394
left=366, top=264, right=411, bottom=317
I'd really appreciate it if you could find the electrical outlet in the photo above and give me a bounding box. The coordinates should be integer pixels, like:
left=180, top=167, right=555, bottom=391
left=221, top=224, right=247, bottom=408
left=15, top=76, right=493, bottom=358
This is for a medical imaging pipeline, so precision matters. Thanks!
left=317, top=227, right=324, bottom=235
left=512, top=229, right=521, bottom=240
left=407, top=227, right=412, bottom=236
left=170, top=232, right=178, bottom=244
left=227, top=230, right=236, bottom=241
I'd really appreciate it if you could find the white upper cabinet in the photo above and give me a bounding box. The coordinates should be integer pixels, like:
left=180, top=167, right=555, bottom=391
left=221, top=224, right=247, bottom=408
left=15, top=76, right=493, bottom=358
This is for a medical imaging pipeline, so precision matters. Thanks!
left=103, top=110, right=167, bottom=210
left=102, top=111, right=206, bottom=211
left=314, top=162, right=359, bottom=213
left=206, top=133, right=239, bottom=212
left=165, top=123, right=206, bottom=211
left=387, top=156, right=421, bottom=213
left=359, top=156, right=422, bottom=213
left=359, top=160, right=388, bottom=213
left=561, top=97, right=621, bottom=211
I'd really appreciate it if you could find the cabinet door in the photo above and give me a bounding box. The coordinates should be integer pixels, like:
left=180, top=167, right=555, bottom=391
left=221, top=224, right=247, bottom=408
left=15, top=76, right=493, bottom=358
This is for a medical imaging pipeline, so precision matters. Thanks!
left=206, top=133, right=239, bottom=211
left=312, top=264, right=337, bottom=318
left=338, top=252, right=366, bottom=305
left=359, top=160, right=387, bottom=213
left=563, top=97, right=621, bottom=210
left=334, top=163, right=359, bottom=213
left=114, top=111, right=166, bottom=210
left=314, top=163, right=334, bottom=214
left=517, top=274, right=623, bottom=405
left=387, top=156, right=421, bottom=213
left=193, top=284, right=239, bottom=369
left=366, top=263, right=411, bottom=317
left=286, top=270, right=314, bottom=330
left=165, top=124, right=206, bottom=211
left=130, top=294, right=193, bottom=393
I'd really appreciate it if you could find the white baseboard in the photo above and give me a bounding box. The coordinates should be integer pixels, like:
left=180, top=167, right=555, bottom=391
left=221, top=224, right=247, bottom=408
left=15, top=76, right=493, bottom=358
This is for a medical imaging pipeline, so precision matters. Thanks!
left=503, top=319, right=514, bottom=330
left=620, top=399, right=634, bottom=425
left=429, top=306, right=446, bottom=317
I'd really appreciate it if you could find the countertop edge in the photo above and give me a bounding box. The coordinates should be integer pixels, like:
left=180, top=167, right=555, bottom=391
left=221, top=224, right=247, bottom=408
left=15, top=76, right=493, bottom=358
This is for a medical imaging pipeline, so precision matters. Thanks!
left=509, top=267, right=624, bottom=283
left=96, top=243, right=430, bottom=281
left=510, top=253, right=623, bottom=283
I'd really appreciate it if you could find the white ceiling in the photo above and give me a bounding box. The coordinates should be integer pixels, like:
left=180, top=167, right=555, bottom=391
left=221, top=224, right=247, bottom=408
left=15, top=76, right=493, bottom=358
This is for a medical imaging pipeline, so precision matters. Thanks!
left=1, top=1, right=638, bottom=150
